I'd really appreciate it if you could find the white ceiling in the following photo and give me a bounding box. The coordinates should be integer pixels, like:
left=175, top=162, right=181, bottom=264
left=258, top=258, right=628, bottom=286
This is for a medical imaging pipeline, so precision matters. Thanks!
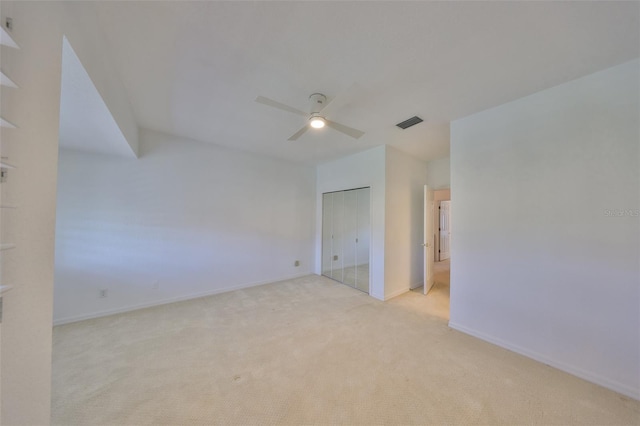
left=59, top=37, right=136, bottom=158
left=93, top=1, right=639, bottom=164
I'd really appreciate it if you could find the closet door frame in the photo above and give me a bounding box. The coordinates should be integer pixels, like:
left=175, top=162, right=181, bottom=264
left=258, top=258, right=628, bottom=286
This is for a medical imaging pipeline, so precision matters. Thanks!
left=320, top=186, right=371, bottom=294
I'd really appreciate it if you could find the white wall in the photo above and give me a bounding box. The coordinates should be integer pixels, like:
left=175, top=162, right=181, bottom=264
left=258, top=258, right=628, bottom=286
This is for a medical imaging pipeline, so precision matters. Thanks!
left=425, top=156, right=450, bottom=190
left=450, top=60, right=640, bottom=398
left=316, top=146, right=427, bottom=300
left=0, top=2, right=137, bottom=423
left=316, top=146, right=386, bottom=299
left=385, top=146, right=427, bottom=298
left=54, top=129, right=315, bottom=323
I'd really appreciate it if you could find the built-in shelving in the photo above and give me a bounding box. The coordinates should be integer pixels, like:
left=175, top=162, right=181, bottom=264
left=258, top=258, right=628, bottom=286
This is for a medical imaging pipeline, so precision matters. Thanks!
left=0, top=26, right=19, bottom=49
left=0, top=21, right=18, bottom=308
left=0, top=116, right=16, bottom=128
left=0, top=70, right=18, bottom=88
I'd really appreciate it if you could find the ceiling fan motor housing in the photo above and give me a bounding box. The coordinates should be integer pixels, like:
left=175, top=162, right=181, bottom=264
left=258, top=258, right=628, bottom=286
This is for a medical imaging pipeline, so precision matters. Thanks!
left=309, top=93, right=327, bottom=114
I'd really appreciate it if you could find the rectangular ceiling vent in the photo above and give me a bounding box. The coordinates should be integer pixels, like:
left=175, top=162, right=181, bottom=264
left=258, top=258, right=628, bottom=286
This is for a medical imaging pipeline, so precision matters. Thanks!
left=396, top=116, right=424, bottom=129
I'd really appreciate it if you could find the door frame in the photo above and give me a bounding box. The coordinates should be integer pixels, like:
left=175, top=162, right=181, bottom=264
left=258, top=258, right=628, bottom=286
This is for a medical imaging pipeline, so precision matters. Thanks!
left=320, top=186, right=372, bottom=294
left=424, top=185, right=435, bottom=294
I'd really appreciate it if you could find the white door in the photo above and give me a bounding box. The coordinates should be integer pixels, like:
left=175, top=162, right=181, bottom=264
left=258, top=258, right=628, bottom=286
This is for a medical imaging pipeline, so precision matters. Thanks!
left=424, top=185, right=435, bottom=295
left=439, top=200, right=451, bottom=261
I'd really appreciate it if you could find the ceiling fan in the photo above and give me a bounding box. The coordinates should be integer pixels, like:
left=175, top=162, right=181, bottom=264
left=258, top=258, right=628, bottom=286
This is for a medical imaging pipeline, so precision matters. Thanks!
left=255, top=92, right=365, bottom=141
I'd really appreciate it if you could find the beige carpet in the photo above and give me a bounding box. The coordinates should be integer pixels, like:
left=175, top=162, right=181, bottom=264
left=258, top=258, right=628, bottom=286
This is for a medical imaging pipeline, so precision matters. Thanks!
left=412, top=259, right=451, bottom=320
left=52, top=274, right=639, bottom=425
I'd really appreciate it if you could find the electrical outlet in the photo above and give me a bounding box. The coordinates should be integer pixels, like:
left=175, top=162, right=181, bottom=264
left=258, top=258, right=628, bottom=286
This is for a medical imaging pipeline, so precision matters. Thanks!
left=98, top=289, right=108, bottom=298
left=294, top=260, right=300, bottom=267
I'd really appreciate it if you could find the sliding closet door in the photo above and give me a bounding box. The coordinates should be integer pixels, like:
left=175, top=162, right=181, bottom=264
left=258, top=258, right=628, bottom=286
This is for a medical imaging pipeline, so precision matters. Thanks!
left=321, top=187, right=370, bottom=294
left=342, top=190, right=358, bottom=288
left=356, top=188, right=371, bottom=293
left=330, top=191, right=344, bottom=282
left=355, top=188, right=370, bottom=293
left=321, top=193, right=333, bottom=277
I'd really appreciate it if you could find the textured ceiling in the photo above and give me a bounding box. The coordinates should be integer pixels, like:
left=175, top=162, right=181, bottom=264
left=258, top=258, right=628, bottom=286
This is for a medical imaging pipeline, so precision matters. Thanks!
left=94, top=1, right=639, bottom=164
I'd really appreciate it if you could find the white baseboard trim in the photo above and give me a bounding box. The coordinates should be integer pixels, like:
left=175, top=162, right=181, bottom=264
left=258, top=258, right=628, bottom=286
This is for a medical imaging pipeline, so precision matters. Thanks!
left=369, top=292, right=385, bottom=301
left=384, top=287, right=409, bottom=301
left=410, top=281, right=423, bottom=290
left=53, top=272, right=312, bottom=326
left=448, top=321, right=640, bottom=401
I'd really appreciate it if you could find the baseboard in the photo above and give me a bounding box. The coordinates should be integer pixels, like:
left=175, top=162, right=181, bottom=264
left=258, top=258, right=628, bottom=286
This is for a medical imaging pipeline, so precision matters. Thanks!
left=448, top=321, right=640, bottom=400
left=384, top=287, right=409, bottom=301
left=410, top=281, right=423, bottom=290
left=369, top=292, right=385, bottom=301
left=53, top=272, right=312, bottom=326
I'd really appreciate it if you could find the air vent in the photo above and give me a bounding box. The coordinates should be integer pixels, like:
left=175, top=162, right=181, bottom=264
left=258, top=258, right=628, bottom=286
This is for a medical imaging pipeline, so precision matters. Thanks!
left=396, top=116, right=424, bottom=129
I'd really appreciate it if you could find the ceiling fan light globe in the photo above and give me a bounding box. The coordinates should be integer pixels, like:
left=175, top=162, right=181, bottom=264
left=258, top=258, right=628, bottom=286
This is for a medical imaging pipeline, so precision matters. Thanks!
left=310, top=117, right=326, bottom=129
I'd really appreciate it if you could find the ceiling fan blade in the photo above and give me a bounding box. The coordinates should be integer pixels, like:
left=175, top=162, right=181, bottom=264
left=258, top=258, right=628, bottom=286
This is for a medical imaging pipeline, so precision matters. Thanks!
left=319, top=82, right=362, bottom=117
left=325, top=119, right=365, bottom=139
left=288, top=124, right=309, bottom=141
left=255, top=96, right=307, bottom=117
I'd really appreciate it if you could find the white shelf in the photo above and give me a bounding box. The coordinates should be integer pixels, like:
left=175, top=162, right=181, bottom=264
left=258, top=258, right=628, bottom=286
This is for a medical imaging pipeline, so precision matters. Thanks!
left=0, top=26, right=18, bottom=299
left=0, top=205, right=17, bottom=209
left=0, top=26, right=19, bottom=49
left=0, top=70, right=17, bottom=88
left=1, top=116, right=16, bottom=128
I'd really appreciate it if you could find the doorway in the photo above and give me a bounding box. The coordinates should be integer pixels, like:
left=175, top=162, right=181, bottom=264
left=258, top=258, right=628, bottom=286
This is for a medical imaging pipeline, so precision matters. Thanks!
left=421, top=188, right=451, bottom=320
left=321, top=187, right=370, bottom=293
